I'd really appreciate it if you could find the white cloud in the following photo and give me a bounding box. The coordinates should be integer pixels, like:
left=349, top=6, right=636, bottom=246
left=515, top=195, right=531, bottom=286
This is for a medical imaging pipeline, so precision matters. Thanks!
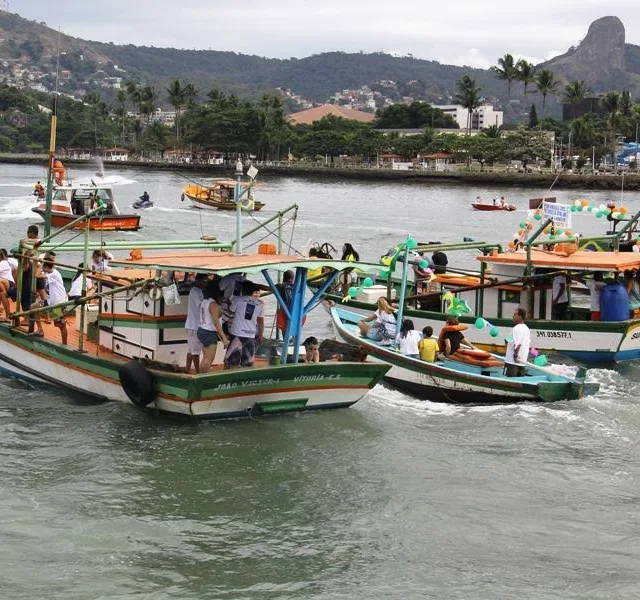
left=11, top=0, right=640, bottom=67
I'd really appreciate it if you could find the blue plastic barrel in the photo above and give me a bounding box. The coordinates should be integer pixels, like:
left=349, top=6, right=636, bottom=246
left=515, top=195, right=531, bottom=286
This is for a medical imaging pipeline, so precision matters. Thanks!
left=600, top=282, right=630, bottom=321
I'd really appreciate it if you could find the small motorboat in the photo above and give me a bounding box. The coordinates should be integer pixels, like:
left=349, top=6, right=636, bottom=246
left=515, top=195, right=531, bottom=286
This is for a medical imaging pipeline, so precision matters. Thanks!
left=133, top=194, right=153, bottom=209
left=471, top=202, right=516, bottom=212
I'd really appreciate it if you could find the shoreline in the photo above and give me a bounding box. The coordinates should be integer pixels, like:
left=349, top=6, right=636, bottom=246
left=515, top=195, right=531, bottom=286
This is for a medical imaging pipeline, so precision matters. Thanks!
left=3, top=154, right=639, bottom=190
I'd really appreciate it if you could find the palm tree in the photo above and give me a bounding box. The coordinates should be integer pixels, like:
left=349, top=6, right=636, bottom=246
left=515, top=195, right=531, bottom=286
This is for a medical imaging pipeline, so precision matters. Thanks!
left=454, top=75, right=482, bottom=134
left=517, top=60, right=536, bottom=98
left=601, top=91, right=622, bottom=164
left=166, top=80, right=185, bottom=148
left=563, top=80, right=590, bottom=121
left=115, top=88, right=128, bottom=146
left=490, top=54, right=519, bottom=98
left=534, top=69, right=559, bottom=115
left=481, top=124, right=502, bottom=138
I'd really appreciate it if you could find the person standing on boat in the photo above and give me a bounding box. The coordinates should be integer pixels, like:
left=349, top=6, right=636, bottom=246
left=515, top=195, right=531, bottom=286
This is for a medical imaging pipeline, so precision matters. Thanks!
left=551, top=273, right=569, bottom=320
left=585, top=271, right=605, bottom=321
left=197, top=280, right=228, bottom=373
left=91, top=249, right=114, bottom=274
left=30, top=258, right=69, bottom=344
left=340, top=243, right=360, bottom=296
left=504, top=308, right=530, bottom=377
left=224, top=281, right=264, bottom=369
left=185, top=274, right=207, bottom=373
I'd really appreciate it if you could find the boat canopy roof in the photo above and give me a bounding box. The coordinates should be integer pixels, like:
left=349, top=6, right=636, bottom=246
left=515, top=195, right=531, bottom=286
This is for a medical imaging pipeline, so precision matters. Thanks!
left=478, top=250, right=640, bottom=272
left=109, top=251, right=381, bottom=277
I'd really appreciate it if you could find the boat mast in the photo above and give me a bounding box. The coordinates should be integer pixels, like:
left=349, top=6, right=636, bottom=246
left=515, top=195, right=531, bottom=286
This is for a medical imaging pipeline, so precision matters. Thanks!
left=234, top=159, right=243, bottom=254
left=44, top=28, right=61, bottom=238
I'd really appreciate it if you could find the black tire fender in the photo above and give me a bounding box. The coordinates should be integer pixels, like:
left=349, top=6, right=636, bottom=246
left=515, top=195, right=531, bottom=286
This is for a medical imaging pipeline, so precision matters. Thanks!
left=118, top=361, right=157, bottom=407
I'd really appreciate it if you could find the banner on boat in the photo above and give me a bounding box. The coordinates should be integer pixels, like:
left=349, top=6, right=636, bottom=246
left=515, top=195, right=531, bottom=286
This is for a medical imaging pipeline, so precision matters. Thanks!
left=542, top=201, right=571, bottom=229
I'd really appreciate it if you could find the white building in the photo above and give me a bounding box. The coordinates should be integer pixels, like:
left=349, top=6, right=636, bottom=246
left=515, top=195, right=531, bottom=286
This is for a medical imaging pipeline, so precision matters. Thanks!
left=432, top=104, right=503, bottom=130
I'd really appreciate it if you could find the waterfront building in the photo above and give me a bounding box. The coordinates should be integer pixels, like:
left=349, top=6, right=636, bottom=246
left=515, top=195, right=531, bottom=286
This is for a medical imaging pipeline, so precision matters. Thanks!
left=431, top=104, right=504, bottom=130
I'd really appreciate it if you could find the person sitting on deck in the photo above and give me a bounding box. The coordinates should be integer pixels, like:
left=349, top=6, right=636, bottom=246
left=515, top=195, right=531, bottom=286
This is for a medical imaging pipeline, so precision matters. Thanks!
left=418, top=326, right=439, bottom=363
left=395, top=319, right=422, bottom=359
left=357, top=297, right=396, bottom=344
left=438, top=316, right=475, bottom=357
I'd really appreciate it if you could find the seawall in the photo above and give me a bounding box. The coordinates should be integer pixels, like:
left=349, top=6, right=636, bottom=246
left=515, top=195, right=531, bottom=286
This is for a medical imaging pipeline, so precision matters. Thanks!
left=3, top=154, right=639, bottom=190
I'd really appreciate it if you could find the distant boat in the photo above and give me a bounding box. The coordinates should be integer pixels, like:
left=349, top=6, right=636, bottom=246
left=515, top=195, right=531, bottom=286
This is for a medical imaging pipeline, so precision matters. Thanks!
left=32, top=180, right=141, bottom=231
left=182, top=179, right=265, bottom=211
left=471, top=202, right=516, bottom=212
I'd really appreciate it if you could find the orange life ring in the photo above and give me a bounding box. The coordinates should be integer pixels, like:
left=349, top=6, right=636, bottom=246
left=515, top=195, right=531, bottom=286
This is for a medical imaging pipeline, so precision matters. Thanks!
left=456, top=347, right=491, bottom=360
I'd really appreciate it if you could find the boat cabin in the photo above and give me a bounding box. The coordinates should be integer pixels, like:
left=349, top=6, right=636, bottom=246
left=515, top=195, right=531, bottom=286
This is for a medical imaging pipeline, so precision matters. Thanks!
left=476, top=250, right=640, bottom=321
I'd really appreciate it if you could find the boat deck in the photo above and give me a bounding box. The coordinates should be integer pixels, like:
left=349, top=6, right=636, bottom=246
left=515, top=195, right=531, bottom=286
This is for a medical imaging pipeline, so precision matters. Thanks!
left=12, top=313, right=269, bottom=374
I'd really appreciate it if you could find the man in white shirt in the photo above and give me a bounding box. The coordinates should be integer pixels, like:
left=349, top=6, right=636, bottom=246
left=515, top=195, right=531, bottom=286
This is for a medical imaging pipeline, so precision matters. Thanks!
left=505, top=308, right=531, bottom=377
left=224, top=281, right=264, bottom=368
left=552, top=273, right=569, bottom=320
left=184, top=274, right=207, bottom=373
left=31, top=258, right=69, bottom=344
left=586, top=271, right=605, bottom=321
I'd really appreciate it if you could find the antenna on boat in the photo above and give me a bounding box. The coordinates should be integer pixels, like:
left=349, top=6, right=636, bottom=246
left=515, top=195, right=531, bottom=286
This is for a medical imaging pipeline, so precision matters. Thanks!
left=234, top=159, right=244, bottom=254
left=44, top=27, right=61, bottom=237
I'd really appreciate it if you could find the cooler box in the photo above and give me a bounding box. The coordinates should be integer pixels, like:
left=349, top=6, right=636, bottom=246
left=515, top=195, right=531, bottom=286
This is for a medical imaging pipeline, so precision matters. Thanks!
left=600, top=282, right=629, bottom=321
left=356, top=285, right=397, bottom=303
left=75, top=304, right=99, bottom=333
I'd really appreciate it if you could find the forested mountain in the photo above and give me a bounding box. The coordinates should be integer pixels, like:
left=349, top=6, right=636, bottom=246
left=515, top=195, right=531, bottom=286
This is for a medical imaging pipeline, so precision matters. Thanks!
left=1, top=9, right=640, bottom=116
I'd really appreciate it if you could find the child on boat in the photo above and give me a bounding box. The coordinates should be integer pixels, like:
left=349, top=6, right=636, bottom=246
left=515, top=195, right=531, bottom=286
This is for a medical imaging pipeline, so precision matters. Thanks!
left=395, top=319, right=422, bottom=358
left=418, top=326, right=439, bottom=362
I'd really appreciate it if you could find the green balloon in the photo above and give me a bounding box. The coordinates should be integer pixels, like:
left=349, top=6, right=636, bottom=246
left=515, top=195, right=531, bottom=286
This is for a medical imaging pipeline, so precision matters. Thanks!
left=556, top=228, right=564, bottom=236
left=519, top=221, right=526, bottom=228
left=406, top=237, right=418, bottom=249
left=587, top=206, right=593, bottom=212
left=419, top=259, right=428, bottom=269
left=363, top=277, right=374, bottom=288
left=570, top=205, right=577, bottom=212
left=577, top=204, right=583, bottom=211
left=475, top=317, right=485, bottom=329
left=534, top=213, right=542, bottom=220
left=348, top=287, right=358, bottom=298
left=533, top=355, right=548, bottom=367
left=490, top=326, right=500, bottom=338
left=596, top=211, right=603, bottom=218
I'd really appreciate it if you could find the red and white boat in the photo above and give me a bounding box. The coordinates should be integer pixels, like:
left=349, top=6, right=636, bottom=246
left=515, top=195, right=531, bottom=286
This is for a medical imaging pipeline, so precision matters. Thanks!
left=471, top=202, right=516, bottom=212
left=32, top=179, right=141, bottom=231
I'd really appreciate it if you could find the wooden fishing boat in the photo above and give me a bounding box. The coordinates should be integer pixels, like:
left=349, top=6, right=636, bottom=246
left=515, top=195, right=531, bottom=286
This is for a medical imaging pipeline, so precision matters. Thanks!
left=1, top=232, right=389, bottom=419
left=315, top=215, right=640, bottom=363
left=471, top=202, right=516, bottom=212
left=182, top=179, right=265, bottom=211
left=330, top=306, right=598, bottom=403
left=32, top=180, right=141, bottom=231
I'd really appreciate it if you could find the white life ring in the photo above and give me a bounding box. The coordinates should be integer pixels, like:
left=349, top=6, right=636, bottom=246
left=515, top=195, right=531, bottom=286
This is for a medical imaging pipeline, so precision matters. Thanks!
left=147, top=286, right=162, bottom=301
left=240, top=197, right=254, bottom=210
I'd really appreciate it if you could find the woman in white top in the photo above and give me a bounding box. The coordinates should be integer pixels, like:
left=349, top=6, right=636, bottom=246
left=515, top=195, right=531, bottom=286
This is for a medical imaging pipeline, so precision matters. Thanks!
left=357, top=297, right=396, bottom=343
left=197, top=281, right=229, bottom=372
left=68, top=262, right=94, bottom=301
left=395, top=319, right=422, bottom=358
left=91, top=249, right=114, bottom=273
left=0, top=248, right=15, bottom=321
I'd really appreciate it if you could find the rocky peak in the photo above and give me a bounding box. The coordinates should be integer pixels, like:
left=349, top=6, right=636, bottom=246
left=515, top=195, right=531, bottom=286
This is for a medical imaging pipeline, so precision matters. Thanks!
left=544, top=16, right=627, bottom=88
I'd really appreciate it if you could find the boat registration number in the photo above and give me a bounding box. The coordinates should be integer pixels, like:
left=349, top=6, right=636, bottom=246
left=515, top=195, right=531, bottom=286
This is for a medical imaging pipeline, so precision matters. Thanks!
left=535, top=330, right=572, bottom=339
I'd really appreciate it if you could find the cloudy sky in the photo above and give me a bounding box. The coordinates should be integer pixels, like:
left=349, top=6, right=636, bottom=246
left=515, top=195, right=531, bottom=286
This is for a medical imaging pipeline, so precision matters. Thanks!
left=11, top=1, right=640, bottom=69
